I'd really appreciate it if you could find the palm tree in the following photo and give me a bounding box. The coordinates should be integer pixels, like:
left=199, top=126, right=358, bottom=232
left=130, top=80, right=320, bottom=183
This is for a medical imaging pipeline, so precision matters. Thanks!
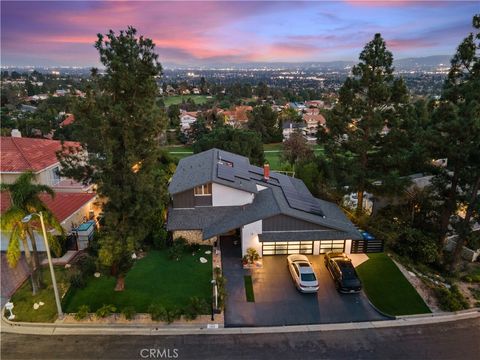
left=1, top=171, right=63, bottom=295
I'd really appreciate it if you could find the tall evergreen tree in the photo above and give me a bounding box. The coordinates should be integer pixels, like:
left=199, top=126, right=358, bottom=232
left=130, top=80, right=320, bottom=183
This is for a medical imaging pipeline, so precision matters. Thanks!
left=58, top=27, right=169, bottom=290
left=319, top=33, right=412, bottom=213
left=429, top=14, right=480, bottom=268
left=247, top=104, right=281, bottom=143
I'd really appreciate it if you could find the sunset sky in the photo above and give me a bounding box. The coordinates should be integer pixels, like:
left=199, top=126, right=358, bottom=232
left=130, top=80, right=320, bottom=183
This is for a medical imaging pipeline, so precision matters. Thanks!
left=1, top=1, right=477, bottom=67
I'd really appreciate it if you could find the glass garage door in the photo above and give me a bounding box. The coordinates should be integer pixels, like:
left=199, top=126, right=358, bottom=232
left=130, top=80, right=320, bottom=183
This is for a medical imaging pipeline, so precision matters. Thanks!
left=318, top=240, right=345, bottom=254
left=262, top=241, right=313, bottom=255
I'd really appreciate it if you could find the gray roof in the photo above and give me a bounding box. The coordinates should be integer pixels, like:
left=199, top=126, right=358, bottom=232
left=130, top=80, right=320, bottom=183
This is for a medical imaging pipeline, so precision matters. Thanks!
left=168, top=149, right=258, bottom=195
left=167, top=148, right=362, bottom=240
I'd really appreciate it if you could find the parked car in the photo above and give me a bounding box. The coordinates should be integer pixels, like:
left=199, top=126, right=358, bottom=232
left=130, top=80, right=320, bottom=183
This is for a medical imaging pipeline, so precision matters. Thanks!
left=287, top=254, right=319, bottom=293
left=324, top=252, right=362, bottom=293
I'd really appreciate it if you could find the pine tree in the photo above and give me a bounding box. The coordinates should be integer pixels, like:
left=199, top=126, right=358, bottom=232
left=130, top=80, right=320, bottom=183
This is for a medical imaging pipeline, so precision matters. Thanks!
left=319, top=33, right=412, bottom=214
left=58, top=27, right=169, bottom=290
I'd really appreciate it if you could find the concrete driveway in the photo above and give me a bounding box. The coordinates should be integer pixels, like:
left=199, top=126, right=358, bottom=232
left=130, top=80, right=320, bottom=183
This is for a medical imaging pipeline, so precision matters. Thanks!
left=221, top=239, right=388, bottom=327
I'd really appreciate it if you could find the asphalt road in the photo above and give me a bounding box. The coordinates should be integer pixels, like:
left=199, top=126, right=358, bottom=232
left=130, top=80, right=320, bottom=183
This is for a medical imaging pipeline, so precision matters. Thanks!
left=2, top=317, right=479, bottom=360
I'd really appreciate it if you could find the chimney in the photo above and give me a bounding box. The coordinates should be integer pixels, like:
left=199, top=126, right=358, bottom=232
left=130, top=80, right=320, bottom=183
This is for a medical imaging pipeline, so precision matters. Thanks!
left=11, top=129, right=22, bottom=138
left=263, top=163, right=270, bottom=182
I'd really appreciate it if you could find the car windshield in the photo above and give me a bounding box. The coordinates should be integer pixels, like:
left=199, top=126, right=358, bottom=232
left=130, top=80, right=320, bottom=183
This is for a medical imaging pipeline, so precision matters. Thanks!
left=301, top=273, right=316, bottom=282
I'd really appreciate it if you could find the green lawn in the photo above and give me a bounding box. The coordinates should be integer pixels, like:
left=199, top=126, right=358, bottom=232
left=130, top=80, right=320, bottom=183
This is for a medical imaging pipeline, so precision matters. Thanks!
left=10, top=267, right=69, bottom=323
left=244, top=275, right=255, bottom=302
left=63, top=247, right=212, bottom=314
left=356, top=253, right=430, bottom=316
left=163, top=95, right=211, bottom=107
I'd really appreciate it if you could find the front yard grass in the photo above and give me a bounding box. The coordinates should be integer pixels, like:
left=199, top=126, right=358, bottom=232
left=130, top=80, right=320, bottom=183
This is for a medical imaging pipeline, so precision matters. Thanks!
left=62, top=247, right=212, bottom=314
left=356, top=253, right=431, bottom=316
left=9, top=267, right=69, bottom=323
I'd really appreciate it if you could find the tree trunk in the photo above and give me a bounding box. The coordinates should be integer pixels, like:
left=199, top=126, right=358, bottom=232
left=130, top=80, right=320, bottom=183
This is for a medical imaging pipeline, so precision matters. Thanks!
left=450, top=175, right=480, bottom=271
left=27, top=227, right=44, bottom=289
left=437, top=165, right=460, bottom=255
left=20, top=236, right=38, bottom=295
left=356, top=190, right=364, bottom=214
left=114, top=275, right=125, bottom=292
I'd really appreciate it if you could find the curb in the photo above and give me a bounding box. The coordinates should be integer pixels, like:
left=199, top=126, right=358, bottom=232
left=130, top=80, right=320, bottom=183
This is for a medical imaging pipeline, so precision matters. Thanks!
left=2, top=308, right=479, bottom=336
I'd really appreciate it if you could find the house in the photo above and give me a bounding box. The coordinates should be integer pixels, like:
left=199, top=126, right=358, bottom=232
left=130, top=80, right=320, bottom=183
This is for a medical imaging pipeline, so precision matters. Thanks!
left=179, top=111, right=198, bottom=133
left=282, top=121, right=306, bottom=141
left=20, top=104, right=37, bottom=113
left=287, top=102, right=306, bottom=112
left=0, top=136, right=91, bottom=192
left=221, top=106, right=253, bottom=127
left=305, top=100, right=324, bottom=108
left=303, top=114, right=326, bottom=143
left=166, top=149, right=364, bottom=257
left=59, top=113, right=75, bottom=127
left=55, top=89, right=67, bottom=97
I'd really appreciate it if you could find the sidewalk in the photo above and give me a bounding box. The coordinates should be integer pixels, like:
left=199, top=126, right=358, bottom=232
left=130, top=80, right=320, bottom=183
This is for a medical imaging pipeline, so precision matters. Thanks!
left=2, top=308, right=479, bottom=336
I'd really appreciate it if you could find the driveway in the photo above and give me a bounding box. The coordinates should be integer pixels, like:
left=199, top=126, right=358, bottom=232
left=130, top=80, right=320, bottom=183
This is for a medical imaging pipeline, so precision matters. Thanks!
left=221, top=238, right=388, bottom=327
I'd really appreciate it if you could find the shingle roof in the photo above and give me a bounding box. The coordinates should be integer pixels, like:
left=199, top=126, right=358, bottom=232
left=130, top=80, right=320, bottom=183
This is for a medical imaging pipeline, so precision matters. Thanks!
left=1, top=191, right=96, bottom=223
left=0, top=137, right=79, bottom=173
left=167, top=148, right=362, bottom=240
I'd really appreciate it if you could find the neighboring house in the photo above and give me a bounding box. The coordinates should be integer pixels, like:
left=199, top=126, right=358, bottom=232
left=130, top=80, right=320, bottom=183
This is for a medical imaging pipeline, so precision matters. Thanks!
left=305, top=100, right=324, bottom=108
left=303, top=114, right=326, bottom=143
left=0, top=136, right=91, bottom=192
left=55, top=89, right=67, bottom=97
left=179, top=111, right=198, bottom=133
left=221, top=106, right=253, bottom=127
left=287, top=102, right=306, bottom=112
left=20, top=104, right=37, bottom=113
left=282, top=121, right=306, bottom=141
left=167, top=149, right=366, bottom=257
left=59, top=113, right=75, bottom=127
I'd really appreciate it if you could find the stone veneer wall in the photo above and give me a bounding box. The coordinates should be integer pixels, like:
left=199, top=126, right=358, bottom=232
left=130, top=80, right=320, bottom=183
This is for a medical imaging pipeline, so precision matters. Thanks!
left=172, top=230, right=217, bottom=245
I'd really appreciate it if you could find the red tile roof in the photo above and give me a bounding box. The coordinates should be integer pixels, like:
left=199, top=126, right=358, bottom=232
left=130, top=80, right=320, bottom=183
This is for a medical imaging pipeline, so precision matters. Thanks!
left=59, top=114, right=75, bottom=127
left=303, top=114, right=326, bottom=125
left=0, top=191, right=96, bottom=223
left=0, top=136, right=79, bottom=173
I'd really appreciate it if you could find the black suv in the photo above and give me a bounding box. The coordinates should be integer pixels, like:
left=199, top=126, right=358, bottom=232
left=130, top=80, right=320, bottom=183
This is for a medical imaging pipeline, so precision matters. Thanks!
left=324, top=252, right=362, bottom=293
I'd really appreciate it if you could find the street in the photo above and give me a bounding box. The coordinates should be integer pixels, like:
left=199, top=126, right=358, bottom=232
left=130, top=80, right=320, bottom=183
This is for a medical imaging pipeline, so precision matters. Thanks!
left=2, top=317, right=479, bottom=360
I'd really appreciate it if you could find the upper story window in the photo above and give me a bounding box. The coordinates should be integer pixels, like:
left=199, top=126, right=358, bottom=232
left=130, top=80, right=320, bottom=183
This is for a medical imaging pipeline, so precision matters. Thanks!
left=194, top=183, right=212, bottom=196
left=52, top=166, right=61, bottom=185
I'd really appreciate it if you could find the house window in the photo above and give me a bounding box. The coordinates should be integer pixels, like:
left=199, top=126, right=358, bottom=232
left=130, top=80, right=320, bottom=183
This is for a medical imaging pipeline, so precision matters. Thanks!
left=52, top=166, right=61, bottom=185
left=194, top=183, right=212, bottom=196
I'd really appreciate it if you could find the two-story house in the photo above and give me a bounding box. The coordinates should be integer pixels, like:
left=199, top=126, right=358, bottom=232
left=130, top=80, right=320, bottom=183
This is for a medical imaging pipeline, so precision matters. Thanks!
left=167, top=148, right=364, bottom=257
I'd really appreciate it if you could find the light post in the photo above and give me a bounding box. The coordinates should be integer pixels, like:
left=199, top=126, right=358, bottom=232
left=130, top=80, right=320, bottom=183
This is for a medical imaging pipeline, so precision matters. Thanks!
left=22, top=212, right=64, bottom=319
left=210, top=279, right=217, bottom=321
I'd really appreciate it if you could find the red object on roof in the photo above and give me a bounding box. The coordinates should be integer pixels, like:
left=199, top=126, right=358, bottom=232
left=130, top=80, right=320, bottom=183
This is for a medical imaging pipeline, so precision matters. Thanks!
left=1, top=191, right=96, bottom=223
left=0, top=136, right=79, bottom=173
left=60, top=114, right=75, bottom=127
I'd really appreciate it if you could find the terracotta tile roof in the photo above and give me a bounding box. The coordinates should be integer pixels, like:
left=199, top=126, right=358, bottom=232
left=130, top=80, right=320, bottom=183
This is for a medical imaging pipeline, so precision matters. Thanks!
left=0, top=137, right=79, bottom=173
left=59, top=114, right=75, bottom=127
left=0, top=191, right=96, bottom=223
left=303, top=114, right=326, bottom=125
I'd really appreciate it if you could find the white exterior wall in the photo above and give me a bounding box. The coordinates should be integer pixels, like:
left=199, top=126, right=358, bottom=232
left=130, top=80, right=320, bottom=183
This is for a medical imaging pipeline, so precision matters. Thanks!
left=241, top=220, right=262, bottom=257
left=344, top=239, right=352, bottom=254
left=212, top=183, right=254, bottom=206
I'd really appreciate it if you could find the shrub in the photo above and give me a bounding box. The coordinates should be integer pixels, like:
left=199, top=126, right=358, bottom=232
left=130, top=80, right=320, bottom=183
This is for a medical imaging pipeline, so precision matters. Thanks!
left=214, top=273, right=227, bottom=309
left=121, top=306, right=136, bottom=320
left=77, top=254, right=97, bottom=276
left=95, top=304, right=117, bottom=318
left=153, top=229, right=168, bottom=250
left=74, top=305, right=90, bottom=320
left=69, top=271, right=86, bottom=289
left=184, top=297, right=209, bottom=320
left=168, top=237, right=188, bottom=260
left=435, top=285, right=469, bottom=312
left=245, top=247, right=260, bottom=264
left=393, top=228, right=438, bottom=264
left=148, top=303, right=181, bottom=323
left=188, top=243, right=201, bottom=254
left=148, top=303, right=167, bottom=321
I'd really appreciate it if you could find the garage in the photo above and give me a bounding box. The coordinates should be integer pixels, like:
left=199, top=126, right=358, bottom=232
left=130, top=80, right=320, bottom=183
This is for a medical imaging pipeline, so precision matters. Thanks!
left=262, top=240, right=345, bottom=255
left=262, top=241, right=313, bottom=255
